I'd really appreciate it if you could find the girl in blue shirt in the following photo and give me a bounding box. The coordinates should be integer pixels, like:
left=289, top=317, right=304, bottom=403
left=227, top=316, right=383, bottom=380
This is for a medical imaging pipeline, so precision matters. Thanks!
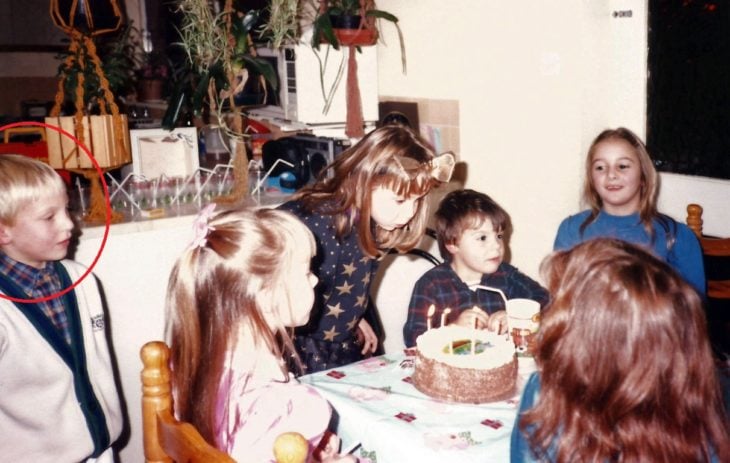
left=553, top=127, right=705, bottom=295
left=511, top=238, right=729, bottom=463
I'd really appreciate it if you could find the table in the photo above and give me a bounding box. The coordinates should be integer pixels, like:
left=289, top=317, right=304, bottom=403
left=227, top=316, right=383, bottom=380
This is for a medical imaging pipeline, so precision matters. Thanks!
left=300, top=351, right=536, bottom=463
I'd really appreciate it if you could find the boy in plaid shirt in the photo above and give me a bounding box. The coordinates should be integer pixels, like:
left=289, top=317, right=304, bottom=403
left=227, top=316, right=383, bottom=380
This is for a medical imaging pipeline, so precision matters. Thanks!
left=403, top=189, right=548, bottom=347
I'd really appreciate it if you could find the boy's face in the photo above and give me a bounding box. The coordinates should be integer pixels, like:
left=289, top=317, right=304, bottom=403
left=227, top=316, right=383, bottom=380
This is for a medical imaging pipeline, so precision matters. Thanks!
left=447, top=218, right=504, bottom=283
left=0, top=192, right=73, bottom=269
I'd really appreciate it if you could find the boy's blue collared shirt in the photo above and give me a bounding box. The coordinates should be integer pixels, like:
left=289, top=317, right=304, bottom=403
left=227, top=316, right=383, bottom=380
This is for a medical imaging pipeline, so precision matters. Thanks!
left=0, top=252, right=71, bottom=344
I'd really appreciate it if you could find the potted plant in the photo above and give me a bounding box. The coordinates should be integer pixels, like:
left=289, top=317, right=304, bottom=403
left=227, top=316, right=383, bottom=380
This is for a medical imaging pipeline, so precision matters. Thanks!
left=137, top=50, right=172, bottom=102
left=160, top=0, right=282, bottom=202
left=55, top=23, right=142, bottom=113
left=311, top=0, right=405, bottom=53
left=306, top=0, right=405, bottom=136
left=164, top=0, right=278, bottom=128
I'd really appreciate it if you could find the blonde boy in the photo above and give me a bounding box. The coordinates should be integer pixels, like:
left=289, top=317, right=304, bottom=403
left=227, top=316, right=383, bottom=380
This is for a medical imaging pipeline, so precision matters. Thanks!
left=403, top=189, right=549, bottom=347
left=0, top=155, right=122, bottom=462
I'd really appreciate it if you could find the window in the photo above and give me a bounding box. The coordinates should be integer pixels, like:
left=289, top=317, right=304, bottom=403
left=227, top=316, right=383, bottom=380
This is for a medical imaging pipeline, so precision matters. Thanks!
left=647, top=0, right=730, bottom=179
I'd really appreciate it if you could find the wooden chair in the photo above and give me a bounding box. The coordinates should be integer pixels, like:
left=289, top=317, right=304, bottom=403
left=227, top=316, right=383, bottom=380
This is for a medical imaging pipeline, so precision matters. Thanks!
left=686, top=204, right=730, bottom=299
left=141, top=341, right=308, bottom=463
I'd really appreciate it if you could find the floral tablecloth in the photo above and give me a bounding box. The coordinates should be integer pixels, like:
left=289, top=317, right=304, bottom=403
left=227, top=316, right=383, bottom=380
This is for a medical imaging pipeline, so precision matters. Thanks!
left=300, top=351, right=536, bottom=463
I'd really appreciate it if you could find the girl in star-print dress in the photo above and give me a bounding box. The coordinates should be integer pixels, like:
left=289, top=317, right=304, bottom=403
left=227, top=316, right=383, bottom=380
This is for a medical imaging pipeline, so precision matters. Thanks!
left=279, top=125, right=455, bottom=374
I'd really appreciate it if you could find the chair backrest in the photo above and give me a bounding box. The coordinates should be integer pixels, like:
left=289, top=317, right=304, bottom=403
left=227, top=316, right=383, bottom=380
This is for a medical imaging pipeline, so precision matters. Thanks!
left=141, top=341, right=235, bottom=463
left=141, top=341, right=308, bottom=463
left=686, top=204, right=730, bottom=299
left=371, top=229, right=443, bottom=353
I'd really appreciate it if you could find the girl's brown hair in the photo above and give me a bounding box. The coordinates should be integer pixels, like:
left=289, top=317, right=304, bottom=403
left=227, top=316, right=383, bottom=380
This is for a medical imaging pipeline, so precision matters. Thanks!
left=165, top=207, right=315, bottom=445
left=292, top=125, right=443, bottom=256
left=522, top=238, right=729, bottom=462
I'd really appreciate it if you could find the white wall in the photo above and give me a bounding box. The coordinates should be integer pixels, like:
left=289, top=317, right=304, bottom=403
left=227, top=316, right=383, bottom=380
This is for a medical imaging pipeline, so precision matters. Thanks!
left=376, top=0, right=730, bottom=277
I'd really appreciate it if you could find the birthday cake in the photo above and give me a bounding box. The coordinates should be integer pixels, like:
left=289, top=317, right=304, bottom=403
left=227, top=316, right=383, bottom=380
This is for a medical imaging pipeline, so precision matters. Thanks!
left=412, top=326, right=517, bottom=403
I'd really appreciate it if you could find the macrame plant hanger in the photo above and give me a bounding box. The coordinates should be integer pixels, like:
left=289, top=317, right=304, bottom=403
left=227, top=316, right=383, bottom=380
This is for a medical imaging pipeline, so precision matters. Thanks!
left=215, top=0, right=250, bottom=204
left=319, top=0, right=378, bottom=139
left=48, top=0, right=130, bottom=224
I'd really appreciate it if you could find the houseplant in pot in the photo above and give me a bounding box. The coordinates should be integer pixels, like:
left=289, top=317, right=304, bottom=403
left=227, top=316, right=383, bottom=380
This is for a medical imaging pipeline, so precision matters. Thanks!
left=163, top=0, right=280, bottom=202
left=311, top=0, right=405, bottom=54
left=164, top=0, right=278, bottom=127
left=55, top=23, right=141, bottom=112
left=308, top=0, right=405, bottom=136
left=137, top=50, right=172, bottom=102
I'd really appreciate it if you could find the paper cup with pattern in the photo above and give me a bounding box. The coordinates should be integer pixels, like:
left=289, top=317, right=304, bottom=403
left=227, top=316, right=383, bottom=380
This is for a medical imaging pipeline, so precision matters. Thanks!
left=506, top=298, right=541, bottom=357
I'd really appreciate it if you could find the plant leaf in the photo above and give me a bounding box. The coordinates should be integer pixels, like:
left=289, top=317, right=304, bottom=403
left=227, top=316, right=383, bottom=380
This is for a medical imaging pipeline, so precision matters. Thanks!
left=240, top=55, right=279, bottom=91
left=366, top=10, right=398, bottom=23
left=192, top=72, right=211, bottom=116
left=312, top=13, right=340, bottom=51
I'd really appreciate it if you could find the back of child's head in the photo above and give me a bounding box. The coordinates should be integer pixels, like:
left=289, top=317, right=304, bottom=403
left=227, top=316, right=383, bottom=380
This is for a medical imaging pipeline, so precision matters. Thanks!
left=434, top=189, right=510, bottom=260
left=166, top=207, right=315, bottom=435
left=582, top=127, right=659, bottom=218
left=0, top=154, right=66, bottom=225
left=526, top=237, right=728, bottom=462
left=296, top=124, right=452, bottom=255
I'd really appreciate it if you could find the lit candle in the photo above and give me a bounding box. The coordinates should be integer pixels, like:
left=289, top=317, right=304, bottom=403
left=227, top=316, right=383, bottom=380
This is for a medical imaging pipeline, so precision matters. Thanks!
left=426, top=304, right=436, bottom=331
left=440, top=308, right=451, bottom=327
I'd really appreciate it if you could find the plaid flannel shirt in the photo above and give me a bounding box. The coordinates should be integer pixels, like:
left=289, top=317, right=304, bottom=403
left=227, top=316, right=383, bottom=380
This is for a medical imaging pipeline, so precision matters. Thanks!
left=0, top=253, right=70, bottom=344
left=403, top=262, right=549, bottom=347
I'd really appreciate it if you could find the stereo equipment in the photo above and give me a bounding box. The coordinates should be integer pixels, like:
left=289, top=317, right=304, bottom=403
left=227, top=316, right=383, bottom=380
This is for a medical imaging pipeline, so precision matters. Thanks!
left=262, top=134, right=350, bottom=190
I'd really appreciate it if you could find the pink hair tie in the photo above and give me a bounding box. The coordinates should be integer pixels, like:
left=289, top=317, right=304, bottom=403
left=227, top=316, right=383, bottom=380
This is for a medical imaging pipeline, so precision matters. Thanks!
left=190, top=203, right=217, bottom=250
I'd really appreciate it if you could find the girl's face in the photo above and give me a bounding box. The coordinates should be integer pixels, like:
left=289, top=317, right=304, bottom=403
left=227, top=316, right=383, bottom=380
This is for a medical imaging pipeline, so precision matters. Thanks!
left=370, top=187, right=422, bottom=231
left=590, top=139, right=643, bottom=216
left=446, top=218, right=505, bottom=283
left=281, top=232, right=318, bottom=327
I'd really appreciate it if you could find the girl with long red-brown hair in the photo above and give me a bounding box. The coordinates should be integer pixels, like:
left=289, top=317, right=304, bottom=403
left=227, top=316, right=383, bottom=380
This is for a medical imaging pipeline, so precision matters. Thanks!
left=511, top=238, right=729, bottom=462
left=279, top=124, right=454, bottom=373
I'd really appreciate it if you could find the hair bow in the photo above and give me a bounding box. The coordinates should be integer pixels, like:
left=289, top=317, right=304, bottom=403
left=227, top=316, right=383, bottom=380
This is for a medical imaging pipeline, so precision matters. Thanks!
left=189, top=203, right=217, bottom=250
left=430, top=152, right=456, bottom=183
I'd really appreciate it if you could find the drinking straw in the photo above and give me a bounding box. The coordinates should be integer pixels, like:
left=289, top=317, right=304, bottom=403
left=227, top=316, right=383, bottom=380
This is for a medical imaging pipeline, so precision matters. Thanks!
left=469, top=284, right=508, bottom=306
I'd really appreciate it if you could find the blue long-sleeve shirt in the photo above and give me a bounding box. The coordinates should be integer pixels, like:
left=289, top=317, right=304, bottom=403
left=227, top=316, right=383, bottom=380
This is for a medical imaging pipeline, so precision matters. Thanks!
left=553, top=210, right=706, bottom=296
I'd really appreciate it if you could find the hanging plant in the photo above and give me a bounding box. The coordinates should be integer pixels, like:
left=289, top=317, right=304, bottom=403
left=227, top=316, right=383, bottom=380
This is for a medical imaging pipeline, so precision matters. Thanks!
left=309, top=0, right=405, bottom=119
left=54, top=23, right=142, bottom=112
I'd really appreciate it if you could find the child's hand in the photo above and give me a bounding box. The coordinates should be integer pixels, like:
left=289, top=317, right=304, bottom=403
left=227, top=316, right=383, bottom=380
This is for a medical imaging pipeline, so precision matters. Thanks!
left=314, top=432, right=357, bottom=463
left=454, top=307, right=490, bottom=329
left=487, top=310, right=508, bottom=334
left=356, top=318, right=378, bottom=355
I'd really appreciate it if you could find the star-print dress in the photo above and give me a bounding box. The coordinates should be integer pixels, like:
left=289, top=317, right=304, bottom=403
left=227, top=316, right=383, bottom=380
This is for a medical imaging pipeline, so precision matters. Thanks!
left=279, top=200, right=379, bottom=374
